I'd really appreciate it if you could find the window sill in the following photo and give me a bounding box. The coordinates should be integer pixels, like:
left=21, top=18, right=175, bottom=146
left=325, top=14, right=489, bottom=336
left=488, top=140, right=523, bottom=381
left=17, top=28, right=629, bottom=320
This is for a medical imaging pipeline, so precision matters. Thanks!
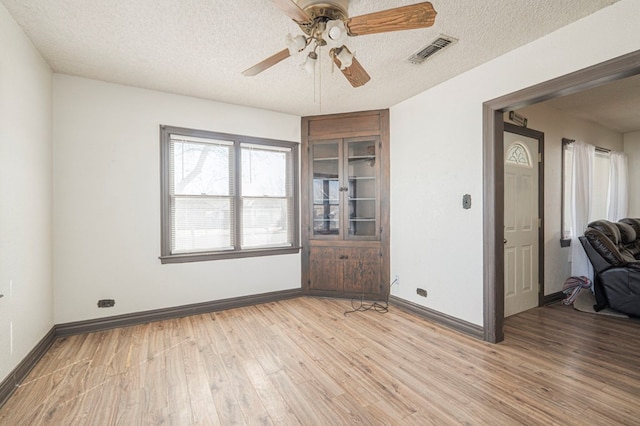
left=159, top=246, right=302, bottom=264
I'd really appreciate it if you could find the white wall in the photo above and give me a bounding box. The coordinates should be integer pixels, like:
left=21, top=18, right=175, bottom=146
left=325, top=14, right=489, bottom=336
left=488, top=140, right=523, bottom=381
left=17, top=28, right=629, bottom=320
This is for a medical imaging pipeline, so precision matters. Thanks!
left=0, top=5, right=53, bottom=382
left=53, top=75, right=301, bottom=324
left=390, top=0, right=640, bottom=325
left=625, top=131, right=640, bottom=217
left=505, top=103, right=623, bottom=296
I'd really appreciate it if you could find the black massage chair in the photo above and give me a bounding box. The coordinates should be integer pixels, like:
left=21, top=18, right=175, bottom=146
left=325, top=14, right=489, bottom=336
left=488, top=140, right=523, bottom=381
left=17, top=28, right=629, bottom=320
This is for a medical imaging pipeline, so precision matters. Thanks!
left=579, top=218, right=640, bottom=316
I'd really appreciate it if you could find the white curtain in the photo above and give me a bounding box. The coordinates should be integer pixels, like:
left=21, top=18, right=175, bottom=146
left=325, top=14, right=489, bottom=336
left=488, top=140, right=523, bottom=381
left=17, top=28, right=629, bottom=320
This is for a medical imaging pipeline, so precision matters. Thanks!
left=607, top=151, right=629, bottom=221
left=570, top=141, right=595, bottom=279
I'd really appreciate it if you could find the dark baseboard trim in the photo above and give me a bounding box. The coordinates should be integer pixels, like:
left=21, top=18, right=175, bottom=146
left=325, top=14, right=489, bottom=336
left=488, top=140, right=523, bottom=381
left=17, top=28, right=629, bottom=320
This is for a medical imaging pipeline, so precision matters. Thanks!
left=389, top=295, right=484, bottom=340
left=543, top=291, right=565, bottom=305
left=56, top=288, right=303, bottom=337
left=3, top=290, right=487, bottom=409
left=0, top=326, right=57, bottom=408
left=0, top=289, right=303, bottom=410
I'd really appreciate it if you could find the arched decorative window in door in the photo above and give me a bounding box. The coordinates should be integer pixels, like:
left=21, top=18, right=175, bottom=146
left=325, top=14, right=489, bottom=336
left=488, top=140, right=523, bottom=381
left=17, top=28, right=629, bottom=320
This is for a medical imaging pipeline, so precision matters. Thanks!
left=505, top=142, right=532, bottom=168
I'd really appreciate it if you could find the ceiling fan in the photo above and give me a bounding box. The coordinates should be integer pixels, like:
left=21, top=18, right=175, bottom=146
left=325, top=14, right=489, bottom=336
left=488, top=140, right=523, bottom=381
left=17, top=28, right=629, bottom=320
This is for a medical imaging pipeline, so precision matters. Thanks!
left=242, top=0, right=437, bottom=88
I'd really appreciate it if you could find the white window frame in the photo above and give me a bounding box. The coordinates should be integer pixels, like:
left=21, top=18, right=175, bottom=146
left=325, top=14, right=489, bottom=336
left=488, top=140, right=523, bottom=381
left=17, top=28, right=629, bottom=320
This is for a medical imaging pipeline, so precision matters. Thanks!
left=160, top=125, right=300, bottom=263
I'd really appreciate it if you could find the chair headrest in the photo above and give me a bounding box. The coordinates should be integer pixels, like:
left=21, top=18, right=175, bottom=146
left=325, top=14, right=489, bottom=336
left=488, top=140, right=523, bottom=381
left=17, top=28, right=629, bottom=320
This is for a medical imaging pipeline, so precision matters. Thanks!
left=584, top=228, right=625, bottom=266
left=620, top=218, right=640, bottom=237
left=615, top=222, right=637, bottom=245
left=587, top=220, right=620, bottom=245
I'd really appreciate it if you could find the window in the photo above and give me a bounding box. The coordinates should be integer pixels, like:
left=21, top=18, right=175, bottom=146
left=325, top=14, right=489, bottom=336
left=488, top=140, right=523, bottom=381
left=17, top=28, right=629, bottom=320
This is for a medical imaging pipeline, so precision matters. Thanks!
left=561, top=140, right=612, bottom=243
left=160, top=126, right=299, bottom=263
left=505, top=142, right=532, bottom=167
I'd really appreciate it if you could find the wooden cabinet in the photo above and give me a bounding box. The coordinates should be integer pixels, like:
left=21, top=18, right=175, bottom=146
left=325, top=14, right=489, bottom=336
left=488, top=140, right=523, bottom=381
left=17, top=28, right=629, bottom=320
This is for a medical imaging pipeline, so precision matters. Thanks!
left=309, top=244, right=382, bottom=294
left=302, top=110, right=389, bottom=299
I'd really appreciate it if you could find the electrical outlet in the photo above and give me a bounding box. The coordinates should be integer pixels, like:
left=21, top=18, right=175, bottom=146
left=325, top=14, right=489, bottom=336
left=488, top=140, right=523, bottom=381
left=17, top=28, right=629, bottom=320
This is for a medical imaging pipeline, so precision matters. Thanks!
left=97, top=299, right=115, bottom=308
left=416, top=288, right=428, bottom=297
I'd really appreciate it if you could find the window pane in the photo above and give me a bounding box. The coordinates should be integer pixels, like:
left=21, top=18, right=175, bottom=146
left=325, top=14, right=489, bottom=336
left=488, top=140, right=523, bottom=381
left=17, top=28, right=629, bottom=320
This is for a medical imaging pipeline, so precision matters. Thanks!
left=172, top=197, right=234, bottom=253
left=241, top=197, right=291, bottom=248
left=312, top=142, right=340, bottom=236
left=241, top=145, right=290, bottom=197
left=171, top=138, right=233, bottom=196
left=313, top=179, right=339, bottom=235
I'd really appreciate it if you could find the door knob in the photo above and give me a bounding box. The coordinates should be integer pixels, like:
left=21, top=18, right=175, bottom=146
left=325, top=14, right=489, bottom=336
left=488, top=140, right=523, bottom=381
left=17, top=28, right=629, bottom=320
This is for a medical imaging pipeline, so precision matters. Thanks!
left=504, top=239, right=507, bottom=244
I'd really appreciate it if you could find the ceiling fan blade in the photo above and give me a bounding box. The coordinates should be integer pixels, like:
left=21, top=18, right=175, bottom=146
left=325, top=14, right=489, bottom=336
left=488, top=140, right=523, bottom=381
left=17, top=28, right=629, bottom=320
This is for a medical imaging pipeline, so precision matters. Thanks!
left=345, top=1, right=437, bottom=36
left=271, top=0, right=312, bottom=23
left=242, top=49, right=291, bottom=77
left=332, top=49, right=371, bottom=88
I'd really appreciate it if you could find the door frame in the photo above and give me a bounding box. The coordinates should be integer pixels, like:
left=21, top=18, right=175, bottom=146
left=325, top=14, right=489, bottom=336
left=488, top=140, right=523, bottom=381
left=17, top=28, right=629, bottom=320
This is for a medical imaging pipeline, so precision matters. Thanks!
left=503, top=122, right=545, bottom=314
left=483, top=50, right=640, bottom=343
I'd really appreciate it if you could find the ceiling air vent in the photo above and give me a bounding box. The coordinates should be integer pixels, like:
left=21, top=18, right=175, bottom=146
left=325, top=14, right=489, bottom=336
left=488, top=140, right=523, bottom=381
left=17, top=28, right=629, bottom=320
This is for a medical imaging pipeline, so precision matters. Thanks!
left=407, top=35, right=458, bottom=65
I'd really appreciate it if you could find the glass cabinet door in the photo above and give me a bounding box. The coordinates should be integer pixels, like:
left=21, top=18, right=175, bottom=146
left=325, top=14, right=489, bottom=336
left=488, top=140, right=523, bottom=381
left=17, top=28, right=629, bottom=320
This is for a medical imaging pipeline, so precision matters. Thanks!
left=345, top=138, right=379, bottom=239
left=312, top=141, right=341, bottom=237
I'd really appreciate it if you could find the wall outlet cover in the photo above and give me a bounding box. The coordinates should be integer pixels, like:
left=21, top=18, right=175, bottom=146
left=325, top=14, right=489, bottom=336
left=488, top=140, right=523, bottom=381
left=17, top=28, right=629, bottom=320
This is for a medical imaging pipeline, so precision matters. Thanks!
left=463, top=194, right=471, bottom=209
left=97, top=299, right=115, bottom=308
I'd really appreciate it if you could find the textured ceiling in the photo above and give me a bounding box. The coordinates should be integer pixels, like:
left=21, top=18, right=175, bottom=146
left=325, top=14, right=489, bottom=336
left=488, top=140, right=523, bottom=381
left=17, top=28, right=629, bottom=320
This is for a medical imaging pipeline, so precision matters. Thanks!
left=1, top=0, right=620, bottom=117
left=544, top=73, right=640, bottom=133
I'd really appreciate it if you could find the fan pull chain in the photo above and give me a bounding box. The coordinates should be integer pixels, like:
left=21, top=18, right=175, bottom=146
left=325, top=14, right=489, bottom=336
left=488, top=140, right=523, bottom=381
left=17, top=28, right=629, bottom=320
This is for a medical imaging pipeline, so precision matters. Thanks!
left=313, top=53, right=318, bottom=106
left=319, top=51, right=322, bottom=113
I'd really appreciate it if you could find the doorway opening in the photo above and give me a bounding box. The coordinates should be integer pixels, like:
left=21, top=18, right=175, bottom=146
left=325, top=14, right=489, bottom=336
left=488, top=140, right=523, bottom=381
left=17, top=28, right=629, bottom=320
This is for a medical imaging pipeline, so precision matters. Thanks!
left=482, top=50, right=640, bottom=343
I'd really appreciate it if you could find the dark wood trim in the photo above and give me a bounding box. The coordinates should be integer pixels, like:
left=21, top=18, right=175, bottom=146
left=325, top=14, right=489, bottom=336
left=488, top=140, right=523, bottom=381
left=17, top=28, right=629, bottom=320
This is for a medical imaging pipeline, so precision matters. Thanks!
left=543, top=291, right=565, bottom=305
left=390, top=295, right=484, bottom=340
left=503, top=123, right=546, bottom=308
left=0, top=326, right=57, bottom=408
left=159, top=246, right=302, bottom=264
left=380, top=109, right=391, bottom=299
left=304, top=109, right=385, bottom=140
left=56, top=288, right=303, bottom=337
left=483, top=105, right=504, bottom=343
left=538, top=130, right=546, bottom=308
left=491, top=51, right=640, bottom=112
left=483, top=49, right=640, bottom=343
left=560, top=137, right=572, bottom=245
left=300, top=115, right=311, bottom=294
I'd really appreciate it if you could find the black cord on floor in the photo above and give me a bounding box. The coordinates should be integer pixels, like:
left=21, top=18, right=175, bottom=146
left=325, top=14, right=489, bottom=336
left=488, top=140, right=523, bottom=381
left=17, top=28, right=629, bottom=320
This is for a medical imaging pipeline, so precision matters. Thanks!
left=344, top=297, right=389, bottom=315
left=343, top=278, right=398, bottom=316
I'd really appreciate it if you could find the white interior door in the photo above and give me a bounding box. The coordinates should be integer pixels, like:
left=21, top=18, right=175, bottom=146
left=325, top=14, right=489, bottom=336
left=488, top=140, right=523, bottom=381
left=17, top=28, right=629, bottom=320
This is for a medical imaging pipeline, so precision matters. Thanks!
left=504, top=131, right=539, bottom=317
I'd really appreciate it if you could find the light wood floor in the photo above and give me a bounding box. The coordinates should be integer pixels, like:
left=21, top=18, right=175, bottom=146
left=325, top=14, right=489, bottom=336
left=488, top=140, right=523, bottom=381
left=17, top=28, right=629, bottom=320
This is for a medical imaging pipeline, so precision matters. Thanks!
left=1, top=297, right=639, bottom=425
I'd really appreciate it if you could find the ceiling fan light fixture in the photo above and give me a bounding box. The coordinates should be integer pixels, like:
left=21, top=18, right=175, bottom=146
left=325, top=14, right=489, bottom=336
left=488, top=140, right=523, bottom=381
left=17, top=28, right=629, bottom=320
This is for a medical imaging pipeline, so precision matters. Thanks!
left=335, top=47, right=353, bottom=70
left=303, top=51, right=318, bottom=74
left=323, top=20, right=347, bottom=48
left=286, top=34, right=307, bottom=55
left=246, top=0, right=437, bottom=87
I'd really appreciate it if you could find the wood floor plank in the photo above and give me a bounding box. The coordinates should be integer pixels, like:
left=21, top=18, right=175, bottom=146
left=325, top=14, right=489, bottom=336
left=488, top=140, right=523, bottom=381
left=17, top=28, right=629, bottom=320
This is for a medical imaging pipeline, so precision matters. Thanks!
left=1, top=297, right=639, bottom=425
left=197, top=315, right=245, bottom=425
left=179, top=316, right=221, bottom=425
